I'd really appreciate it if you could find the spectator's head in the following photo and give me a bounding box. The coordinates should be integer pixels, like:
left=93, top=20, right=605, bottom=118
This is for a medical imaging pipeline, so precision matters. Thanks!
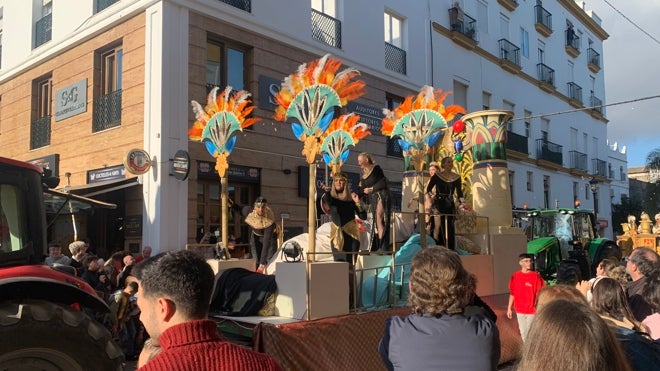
left=626, top=247, right=659, bottom=280
left=536, top=284, right=587, bottom=311
left=408, top=246, right=475, bottom=315
left=518, top=253, right=534, bottom=272
left=135, top=250, right=214, bottom=341
left=642, top=273, right=660, bottom=313
left=123, top=254, right=136, bottom=266
left=518, top=299, right=632, bottom=371
left=125, top=281, right=139, bottom=295
left=597, top=258, right=617, bottom=277
left=142, top=246, right=153, bottom=258
left=48, top=243, right=62, bottom=258
left=591, top=277, right=644, bottom=332
left=81, top=254, right=101, bottom=271
left=607, top=265, right=630, bottom=285
left=68, top=241, right=87, bottom=258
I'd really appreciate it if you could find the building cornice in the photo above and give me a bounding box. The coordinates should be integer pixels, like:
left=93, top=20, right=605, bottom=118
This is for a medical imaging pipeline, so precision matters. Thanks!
left=558, top=0, right=609, bottom=41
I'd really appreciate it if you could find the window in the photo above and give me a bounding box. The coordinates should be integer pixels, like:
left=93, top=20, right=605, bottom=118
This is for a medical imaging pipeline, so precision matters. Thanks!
left=386, top=94, right=404, bottom=158
left=311, top=0, right=341, bottom=48
left=543, top=175, right=550, bottom=209
left=93, top=45, right=123, bottom=132
left=526, top=171, right=533, bottom=191
left=384, top=12, right=403, bottom=48
left=312, top=0, right=336, bottom=16
left=520, top=27, right=529, bottom=58
left=482, top=91, right=491, bottom=110
left=573, top=181, right=578, bottom=203
left=96, top=0, right=119, bottom=13
left=503, top=100, right=515, bottom=131
left=537, top=42, right=545, bottom=63
left=584, top=183, right=590, bottom=200
left=34, top=0, right=52, bottom=48
left=30, top=75, right=52, bottom=149
left=524, top=110, right=531, bottom=136
left=477, top=1, right=488, bottom=34
left=509, top=171, right=515, bottom=207
left=206, top=39, right=246, bottom=93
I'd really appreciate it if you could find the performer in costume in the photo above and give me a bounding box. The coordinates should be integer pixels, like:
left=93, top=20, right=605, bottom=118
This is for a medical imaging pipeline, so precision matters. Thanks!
left=426, top=156, right=464, bottom=249
left=357, top=152, right=392, bottom=251
left=322, top=173, right=368, bottom=261
left=245, top=197, right=277, bottom=273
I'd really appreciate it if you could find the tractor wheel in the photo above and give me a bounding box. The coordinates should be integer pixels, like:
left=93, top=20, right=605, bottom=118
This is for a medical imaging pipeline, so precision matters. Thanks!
left=0, top=300, right=124, bottom=371
left=556, top=260, right=582, bottom=285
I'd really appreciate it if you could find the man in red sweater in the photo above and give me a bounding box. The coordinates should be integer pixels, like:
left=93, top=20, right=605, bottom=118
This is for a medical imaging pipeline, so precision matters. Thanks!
left=134, top=249, right=281, bottom=370
left=506, top=253, right=545, bottom=342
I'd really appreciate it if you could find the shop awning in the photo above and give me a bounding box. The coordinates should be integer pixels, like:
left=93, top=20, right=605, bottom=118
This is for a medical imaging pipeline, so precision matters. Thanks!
left=44, top=188, right=117, bottom=214
left=60, top=177, right=140, bottom=198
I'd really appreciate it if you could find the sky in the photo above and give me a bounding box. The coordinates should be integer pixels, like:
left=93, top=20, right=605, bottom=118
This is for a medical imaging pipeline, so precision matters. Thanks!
left=585, top=0, right=660, bottom=168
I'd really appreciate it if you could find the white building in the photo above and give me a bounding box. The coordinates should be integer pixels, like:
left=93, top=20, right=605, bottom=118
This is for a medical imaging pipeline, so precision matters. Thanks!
left=0, top=0, right=626, bottom=251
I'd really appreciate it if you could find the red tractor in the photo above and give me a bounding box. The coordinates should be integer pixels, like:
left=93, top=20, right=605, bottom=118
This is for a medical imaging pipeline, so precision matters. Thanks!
left=0, top=157, right=124, bottom=370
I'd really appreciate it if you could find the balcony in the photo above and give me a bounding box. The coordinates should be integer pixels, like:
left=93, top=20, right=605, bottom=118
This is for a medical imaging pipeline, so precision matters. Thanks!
left=565, top=29, right=580, bottom=58
left=536, top=63, right=555, bottom=92
left=534, top=5, right=552, bottom=37
left=34, top=13, right=52, bottom=49
left=587, top=48, right=601, bottom=73
left=311, top=9, right=342, bottom=49
left=567, top=82, right=583, bottom=107
left=536, top=139, right=563, bottom=167
left=498, top=0, right=519, bottom=12
left=93, top=90, right=122, bottom=132
left=95, top=0, right=119, bottom=13
left=506, top=131, right=528, bottom=158
left=569, top=150, right=588, bottom=172
left=590, top=94, right=604, bottom=119
left=384, top=42, right=406, bottom=75
left=498, top=39, right=521, bottom=74
left=30, top=116, right=51, bottom=149
left=218, top=0, right=251, bottom=12
left=592, top=158, right=607, bottom=177
left=448, top=9, right=478, bottom=50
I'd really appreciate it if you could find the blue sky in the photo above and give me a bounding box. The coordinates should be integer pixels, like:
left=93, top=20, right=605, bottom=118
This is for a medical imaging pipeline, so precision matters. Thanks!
left=586, top=0, right=660, bottom=168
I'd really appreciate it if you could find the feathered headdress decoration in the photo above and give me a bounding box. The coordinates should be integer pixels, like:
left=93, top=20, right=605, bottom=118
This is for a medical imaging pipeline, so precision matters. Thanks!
left=273, top=54, right=366, bottom=164
left=381, top=86, right=466, bottom=172
left=189, top=86, right=260, bottom=177
left=320, top=113, right=370, bottom=175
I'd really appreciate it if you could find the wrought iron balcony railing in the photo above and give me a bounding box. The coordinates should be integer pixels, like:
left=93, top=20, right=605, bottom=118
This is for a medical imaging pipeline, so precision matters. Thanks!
left=311, top=9, right=342, bottom=49
left=592, top=158, right=607, bottom=177
left=30, top=115, right=51, bottom=149
left=448, top=8, right=477, bottom=41
left=587, top=48, right=600, bottom=68
left=534, top=5, right=552, bottom=31
left=96, top=0, right=119, bottom=13
left=498, top=39, right=520, bottom=67
left=506, top=131, right=528, bottom=154
left=93, top=90, right=122, bottom=132
left=590, top=95, right=603, bottom=115
left=569, top=150, right=588, bottom=171
left=384, top=42, right=406, bottom=75
left=537, top=63, right=555, bottom=86
left=218, top=0, right=251, bottom=12
left=536, top=139, right=563, bottom=166
left=34, top=13, right=52, bottom=49
left=567, top=82, right=583, bottom=104
left=565, top=29, right=580, bottom=50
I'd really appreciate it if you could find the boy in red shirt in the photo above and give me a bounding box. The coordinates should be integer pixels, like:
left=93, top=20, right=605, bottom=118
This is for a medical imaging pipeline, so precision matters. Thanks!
left=507, top=253, right=545, bottom=342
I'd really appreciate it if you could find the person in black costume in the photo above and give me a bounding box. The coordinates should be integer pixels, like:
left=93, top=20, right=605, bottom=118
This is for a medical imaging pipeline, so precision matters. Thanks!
left=426, top=156, right=463, bottom=249
left=245, top=197, right=277, bottom=273
left=357, top=152, right=391, bottom=251
left=322, top=172, right=367, bottom=261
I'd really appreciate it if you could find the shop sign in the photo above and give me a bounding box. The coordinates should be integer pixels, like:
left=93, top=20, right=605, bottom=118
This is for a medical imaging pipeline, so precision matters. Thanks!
left=197, top=161, right=260, bottom=183
left=124, top=215, right=142, bottom=237
left=55, top=79, right=87, bottom=121
left=28, top=154, right=60, bottom=177
left=124, top=148, right=152, bottom=175
left=87, top=164, right=125, bottom=184
left=170, top=150, right=190, bottom=181
left=257, top=75, right=282, bottom=111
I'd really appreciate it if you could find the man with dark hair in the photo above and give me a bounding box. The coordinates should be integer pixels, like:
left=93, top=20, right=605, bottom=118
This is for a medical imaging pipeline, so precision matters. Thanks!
left=507, top=253, right=545, bottom=342
left=626, top=246, right=660, bottom=321
left=378, top=247, right=500, bottom=370
left=135, top=250, right=280, bottom=371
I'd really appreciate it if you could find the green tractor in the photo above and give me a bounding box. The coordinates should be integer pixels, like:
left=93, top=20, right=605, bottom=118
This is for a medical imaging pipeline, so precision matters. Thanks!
left=524, top=208, right=621, bottom=284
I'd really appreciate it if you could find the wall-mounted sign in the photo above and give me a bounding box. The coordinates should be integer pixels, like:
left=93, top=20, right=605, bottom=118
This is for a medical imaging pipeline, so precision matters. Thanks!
left=124, top=215, right=142, bottom=237
left=170, top=150, right=190, bottom=181
left=28, top=154, right=60, bottom=177
left=88, top=164, right=125, bottom=184
left=297, top=166, right=360, bottom=198
left=257, top=75, right=282, bottom=111
left=55, top=79, right=87, bottom=121
left=197, top=161, right=260, bottom=183
left=124, top=148, right=152, bottom=175
left=346, top=101, right=384, bottom=133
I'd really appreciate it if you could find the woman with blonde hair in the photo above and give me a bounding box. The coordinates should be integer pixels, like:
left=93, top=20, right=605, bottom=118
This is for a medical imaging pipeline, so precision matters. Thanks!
left=357, top=152, right=391, bottom=251
left=518, top=299, right=632, bottom=371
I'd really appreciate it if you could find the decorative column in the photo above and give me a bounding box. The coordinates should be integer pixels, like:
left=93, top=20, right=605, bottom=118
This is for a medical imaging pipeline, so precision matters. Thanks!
left=461, top=110, right=514, bottom=231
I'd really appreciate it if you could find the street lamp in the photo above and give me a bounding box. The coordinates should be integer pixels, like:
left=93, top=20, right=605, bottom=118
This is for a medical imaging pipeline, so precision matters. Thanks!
left=589, top=178, right=599, bottom=219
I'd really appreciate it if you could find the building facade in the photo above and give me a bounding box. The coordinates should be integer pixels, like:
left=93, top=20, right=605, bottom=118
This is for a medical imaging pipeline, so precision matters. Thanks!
left=0, top=0, right=626, bottom=254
